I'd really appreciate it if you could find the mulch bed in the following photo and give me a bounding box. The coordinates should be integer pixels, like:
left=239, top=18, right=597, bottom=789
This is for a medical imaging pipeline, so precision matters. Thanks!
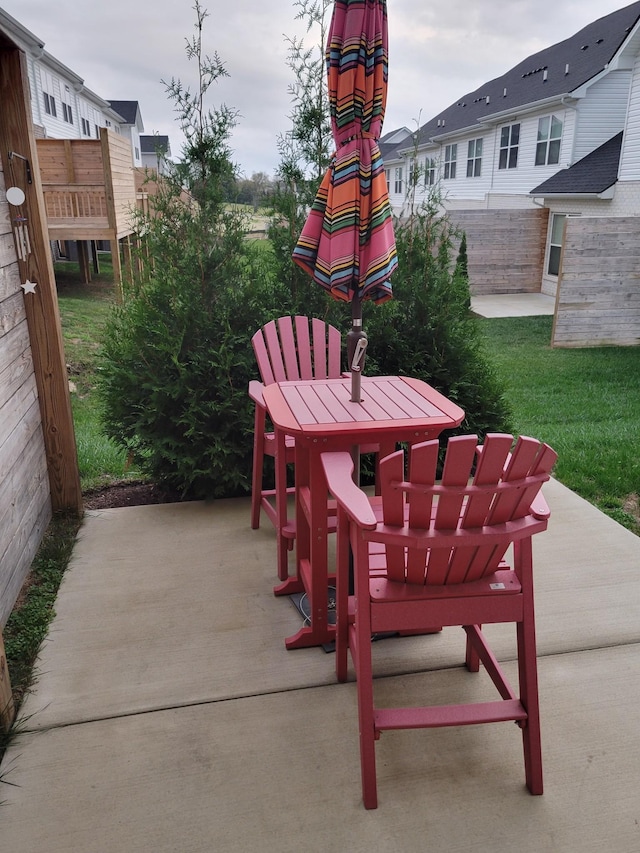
left=83, top=482, right=184, bottom=510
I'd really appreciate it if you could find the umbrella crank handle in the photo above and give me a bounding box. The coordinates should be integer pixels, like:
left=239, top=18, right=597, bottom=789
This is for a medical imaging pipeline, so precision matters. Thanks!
left=351, top=336, right=368, bottom=372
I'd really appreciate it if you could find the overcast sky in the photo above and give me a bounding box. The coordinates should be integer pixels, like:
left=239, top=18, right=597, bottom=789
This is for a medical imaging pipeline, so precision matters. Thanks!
left=2, top=0, right=634, bottom=177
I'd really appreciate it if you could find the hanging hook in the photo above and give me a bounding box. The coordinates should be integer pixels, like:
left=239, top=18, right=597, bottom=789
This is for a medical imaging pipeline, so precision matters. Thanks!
left=8, top=151, right=32, bottom=184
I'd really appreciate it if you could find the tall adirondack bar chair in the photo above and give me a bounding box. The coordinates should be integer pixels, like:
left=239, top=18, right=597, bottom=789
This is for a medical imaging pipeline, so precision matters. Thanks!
left=321, top=433, right=557, bottom=809
left=249, top=316, right=391, bottom=581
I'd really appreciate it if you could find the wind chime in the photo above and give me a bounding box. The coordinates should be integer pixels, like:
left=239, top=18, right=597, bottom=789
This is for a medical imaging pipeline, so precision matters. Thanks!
left=6, top=150, right=37, bottom=294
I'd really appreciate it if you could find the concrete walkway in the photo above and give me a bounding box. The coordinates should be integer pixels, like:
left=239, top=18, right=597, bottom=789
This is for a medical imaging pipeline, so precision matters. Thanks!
left=1, top=480, right=639, bottom=851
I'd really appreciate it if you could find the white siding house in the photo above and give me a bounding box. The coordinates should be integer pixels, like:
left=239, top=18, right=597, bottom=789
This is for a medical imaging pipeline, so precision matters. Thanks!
left=383, top=0, right=640, bottom=345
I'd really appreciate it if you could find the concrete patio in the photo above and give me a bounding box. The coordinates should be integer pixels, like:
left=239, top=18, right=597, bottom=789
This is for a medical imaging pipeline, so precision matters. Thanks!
left=1, top=479, right=639, bottom=851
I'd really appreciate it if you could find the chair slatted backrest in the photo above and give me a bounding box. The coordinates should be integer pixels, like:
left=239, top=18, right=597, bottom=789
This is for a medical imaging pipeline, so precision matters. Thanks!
left=252, top=316, right=342, bottom=386
left=377, top=434, right=557, bottom=586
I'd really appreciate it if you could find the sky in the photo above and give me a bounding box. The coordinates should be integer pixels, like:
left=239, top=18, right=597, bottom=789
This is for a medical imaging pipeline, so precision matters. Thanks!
left=1, top=0, right=635, bottom=178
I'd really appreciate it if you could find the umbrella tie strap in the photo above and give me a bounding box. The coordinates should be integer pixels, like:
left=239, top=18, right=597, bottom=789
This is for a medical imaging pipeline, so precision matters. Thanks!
left=333, top=131, right=379, bottom=154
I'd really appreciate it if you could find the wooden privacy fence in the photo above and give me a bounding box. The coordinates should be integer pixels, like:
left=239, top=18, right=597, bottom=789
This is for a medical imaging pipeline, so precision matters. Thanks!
left=554, top=216, right=640, bottom=347
left=449, top=208, right=549, bottom=295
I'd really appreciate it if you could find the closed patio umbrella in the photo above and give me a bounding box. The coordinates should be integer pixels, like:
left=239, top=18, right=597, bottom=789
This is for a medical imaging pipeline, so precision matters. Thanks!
left=292, top=0, right=397, bottom=401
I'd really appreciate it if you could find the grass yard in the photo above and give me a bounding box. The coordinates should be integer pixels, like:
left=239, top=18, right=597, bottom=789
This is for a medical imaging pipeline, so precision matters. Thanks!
left=54, top=254, right=143, bottom=491
left=480, top=316, right=640, bottom=534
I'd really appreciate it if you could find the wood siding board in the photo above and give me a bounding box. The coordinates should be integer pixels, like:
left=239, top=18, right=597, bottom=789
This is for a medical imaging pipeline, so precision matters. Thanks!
left=553, top=216, right=640, bottom=347
left=0, top=479, right=51, bottom=628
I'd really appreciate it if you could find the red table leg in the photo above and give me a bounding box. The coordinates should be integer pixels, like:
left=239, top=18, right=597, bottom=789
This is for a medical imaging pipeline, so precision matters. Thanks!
left=283, top=441, right=335, bottom=649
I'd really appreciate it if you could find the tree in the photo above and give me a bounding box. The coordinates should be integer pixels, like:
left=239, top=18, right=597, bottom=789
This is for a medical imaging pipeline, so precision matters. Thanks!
left=99, top=2, right=278, bottom=498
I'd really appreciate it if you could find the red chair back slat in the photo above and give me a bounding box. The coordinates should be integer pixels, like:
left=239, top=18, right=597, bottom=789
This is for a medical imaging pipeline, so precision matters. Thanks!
left=252, top=316, right=343, bottom=386
left=375, top=434, right=556, bottom=589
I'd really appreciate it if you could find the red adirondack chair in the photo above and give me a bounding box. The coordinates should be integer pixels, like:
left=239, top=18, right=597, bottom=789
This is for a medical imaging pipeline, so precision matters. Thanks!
left=321, top=433, right=557, bottom=809
left=249, top=315, right=391, bottom=580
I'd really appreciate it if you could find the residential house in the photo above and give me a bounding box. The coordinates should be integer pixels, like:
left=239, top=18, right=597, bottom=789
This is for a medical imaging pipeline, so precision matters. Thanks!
left=385, top=1, right=640, bottom=346
left=140, top=134, right=172, bottom=175
left=108, top=100, right=145, bottom=168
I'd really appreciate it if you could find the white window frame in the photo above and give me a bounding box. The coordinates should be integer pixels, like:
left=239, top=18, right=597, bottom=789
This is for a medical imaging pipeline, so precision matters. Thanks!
left=444, top=144, right=457, bottom=179
left=499, top=123, right=520, bottom=170
left=466, top=138, right=483, bottom=177
left=385, top=168, right=390, bottom=193
left=41, top=70, right=58, bottom=118
left=424, top=157, right=436, bottom=186
left=536, top=115, right=563, bottom=166
left=394, top=166, right=403, bottom=194
left=546, top=213, right=569, bottom=277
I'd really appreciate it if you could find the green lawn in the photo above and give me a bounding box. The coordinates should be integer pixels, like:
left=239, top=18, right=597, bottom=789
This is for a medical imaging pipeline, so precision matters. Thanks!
left=480, top=316, right=640, bottom=534
left=55, top=256, right=144, bottom=491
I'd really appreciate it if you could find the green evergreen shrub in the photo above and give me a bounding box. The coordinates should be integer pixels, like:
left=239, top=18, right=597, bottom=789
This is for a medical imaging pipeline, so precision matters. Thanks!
left=98, top=4, right=283, bottom=498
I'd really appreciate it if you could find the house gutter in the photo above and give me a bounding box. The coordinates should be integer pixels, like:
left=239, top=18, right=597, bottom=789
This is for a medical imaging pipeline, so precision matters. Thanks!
left=528, top=185, right=616, bottom=200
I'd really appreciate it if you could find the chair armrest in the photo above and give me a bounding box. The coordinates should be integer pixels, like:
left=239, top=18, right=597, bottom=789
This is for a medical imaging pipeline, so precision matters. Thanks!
left=530, top=489, right=551, bottom=520
left=321, top=452, right=378, bottom=529
left=248, top=379, right=266, bottom=408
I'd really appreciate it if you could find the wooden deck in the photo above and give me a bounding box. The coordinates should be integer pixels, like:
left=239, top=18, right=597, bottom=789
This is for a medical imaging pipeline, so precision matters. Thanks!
left=36, top=130, right=138, bottom=288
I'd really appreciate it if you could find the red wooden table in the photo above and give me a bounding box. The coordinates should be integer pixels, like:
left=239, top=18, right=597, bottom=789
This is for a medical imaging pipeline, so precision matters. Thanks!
left=262, top=375, right=465, bottom=649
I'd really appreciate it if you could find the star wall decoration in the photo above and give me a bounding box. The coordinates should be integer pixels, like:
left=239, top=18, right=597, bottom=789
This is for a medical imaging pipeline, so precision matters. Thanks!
left=21, top=279, right=37, bottom=294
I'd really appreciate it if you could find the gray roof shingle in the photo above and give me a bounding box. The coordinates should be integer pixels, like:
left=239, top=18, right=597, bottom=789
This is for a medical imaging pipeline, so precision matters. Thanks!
left=413, top=2, right=640, bottom=148
left=108, top=100, right=140, bottom=124
left=530, top=131, right=623, bottom=195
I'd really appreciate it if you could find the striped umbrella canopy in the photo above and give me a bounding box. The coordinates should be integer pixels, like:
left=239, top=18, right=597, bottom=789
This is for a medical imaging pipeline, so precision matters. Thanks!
left=292, top=0, right=397, bottom=390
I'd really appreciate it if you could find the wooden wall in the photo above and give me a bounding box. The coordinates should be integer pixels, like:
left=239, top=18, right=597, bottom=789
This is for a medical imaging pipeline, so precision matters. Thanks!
left=553, top=217, right=640, bottom=347
left=449, top=208, right=549, bottom=295
left=0, top=41, right=81, bottom=628
left=103, top=129, right=137, bottom=238
left=0, top=163, right=51, bottom=628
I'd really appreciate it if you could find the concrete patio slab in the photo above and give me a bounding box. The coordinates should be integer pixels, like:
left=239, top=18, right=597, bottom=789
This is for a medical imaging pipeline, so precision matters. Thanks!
left=1, top=484, right=639, bottom=849
left=2, top=646, right=639, bottom=852
left=471, top=293, right=556, bottom=317
left=15, top=481, right=640, bottom=732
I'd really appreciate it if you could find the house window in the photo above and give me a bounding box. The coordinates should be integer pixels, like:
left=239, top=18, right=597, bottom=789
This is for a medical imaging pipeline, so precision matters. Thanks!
left=385, top=169, right=390, bottom=193
left=41, top=71, right=58, bottom=118
left=547, top=214, right=566, bottom=276
left=444, top=144, right=457, bottom=179
left=61, top=86, right=73, bottom=124
left=408, top=158, right=417, bottom=188
left=95, top=125, right=101, bottom=139
left=536, top=115, right=563, bottom=165
left=81, top=117, right=91, bottom=136
left=499, top=123, right=520, bottom=169
left=466, top=138, right=483, bottom=177
left=394, top=166, right=403, bottom=194
left=424, top=157, right=436, bottom=186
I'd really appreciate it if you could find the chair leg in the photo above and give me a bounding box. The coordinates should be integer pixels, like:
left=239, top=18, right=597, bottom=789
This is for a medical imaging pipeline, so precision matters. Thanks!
left=352, top=545, right=378, bottom=809
left=335, top=509, right=351, bottom=683
left=465, top=624, right=481, bottom=672
left=515, top=539, right=543, bottom=795
left=251, top=405, right=266, bottom=529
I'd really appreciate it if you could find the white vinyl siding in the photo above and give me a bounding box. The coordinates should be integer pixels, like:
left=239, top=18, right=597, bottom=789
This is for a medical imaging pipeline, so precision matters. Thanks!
left=619, top=57, right=640, bottom=181
left=573, top=70, right=631, bottom=162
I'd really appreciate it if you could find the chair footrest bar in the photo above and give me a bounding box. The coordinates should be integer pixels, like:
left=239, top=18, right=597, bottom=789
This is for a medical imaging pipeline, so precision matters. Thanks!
left=375, top=699, right=527, bottom=731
